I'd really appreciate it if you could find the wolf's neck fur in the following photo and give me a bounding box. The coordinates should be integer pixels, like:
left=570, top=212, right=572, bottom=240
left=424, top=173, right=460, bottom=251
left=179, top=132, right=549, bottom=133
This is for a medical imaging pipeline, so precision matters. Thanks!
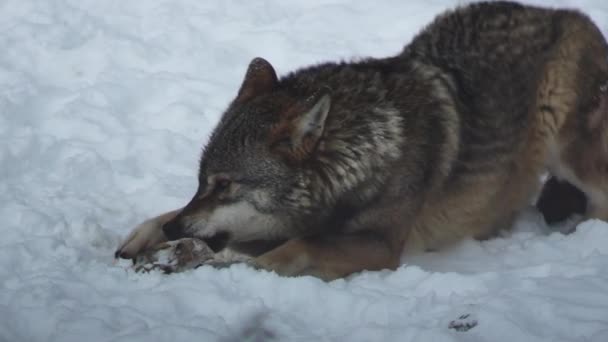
left=280, top=58, right=457, bottom=228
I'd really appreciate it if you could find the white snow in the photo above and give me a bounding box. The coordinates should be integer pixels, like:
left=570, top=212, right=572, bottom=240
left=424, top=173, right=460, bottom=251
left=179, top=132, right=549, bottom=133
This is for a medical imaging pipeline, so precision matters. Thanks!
left=1, top=1, right=608, bottom=341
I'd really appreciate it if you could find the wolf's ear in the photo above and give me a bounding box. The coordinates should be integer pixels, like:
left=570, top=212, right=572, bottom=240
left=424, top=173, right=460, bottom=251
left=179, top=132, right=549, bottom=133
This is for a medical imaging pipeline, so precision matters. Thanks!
left=235, top=57, right=278, bottom=103
left=293, top=89, right=331, bottom=146
left=272, top=88, right=332, bottom=160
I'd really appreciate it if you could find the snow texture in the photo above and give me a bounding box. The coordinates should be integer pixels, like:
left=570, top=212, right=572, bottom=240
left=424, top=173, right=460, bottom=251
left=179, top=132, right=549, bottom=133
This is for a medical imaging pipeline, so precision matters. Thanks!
left=1, top=1, right=608, bottom=341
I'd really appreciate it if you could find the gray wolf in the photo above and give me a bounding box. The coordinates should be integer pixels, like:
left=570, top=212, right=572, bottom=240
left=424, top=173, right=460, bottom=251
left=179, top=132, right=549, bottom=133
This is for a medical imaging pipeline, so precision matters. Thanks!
left=115, top=1, right=608, bottom=281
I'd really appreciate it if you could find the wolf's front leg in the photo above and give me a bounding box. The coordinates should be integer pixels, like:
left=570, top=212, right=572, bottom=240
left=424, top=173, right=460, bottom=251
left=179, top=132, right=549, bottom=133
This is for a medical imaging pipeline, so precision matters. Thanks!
left=115, top=209, right=181, bottom=259
left=253, top=232, right=401, bottom=281
left=133, top=239, right=256, bottom=273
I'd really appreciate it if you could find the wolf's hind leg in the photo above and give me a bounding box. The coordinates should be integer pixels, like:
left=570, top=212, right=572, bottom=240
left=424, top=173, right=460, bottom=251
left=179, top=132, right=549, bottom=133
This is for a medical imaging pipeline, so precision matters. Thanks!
left=115, top=209, right=181, bottom=259
left=252, top=232, right=401, bottom=281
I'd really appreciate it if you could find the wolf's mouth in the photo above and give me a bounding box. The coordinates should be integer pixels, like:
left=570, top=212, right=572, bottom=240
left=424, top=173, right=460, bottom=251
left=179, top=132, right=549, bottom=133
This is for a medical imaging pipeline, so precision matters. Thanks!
left=203, top=231, right=230, bottom=253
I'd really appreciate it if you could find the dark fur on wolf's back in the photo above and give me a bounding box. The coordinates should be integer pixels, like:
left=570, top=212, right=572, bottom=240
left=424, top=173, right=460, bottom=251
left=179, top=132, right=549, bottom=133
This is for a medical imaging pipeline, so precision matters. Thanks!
left=116, top=1, right=608, bottom=280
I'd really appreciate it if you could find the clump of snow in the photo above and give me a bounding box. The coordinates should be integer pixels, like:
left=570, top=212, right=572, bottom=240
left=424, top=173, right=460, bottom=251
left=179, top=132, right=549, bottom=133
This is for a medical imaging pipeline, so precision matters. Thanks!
left=1, top=1, right=608, bottom=341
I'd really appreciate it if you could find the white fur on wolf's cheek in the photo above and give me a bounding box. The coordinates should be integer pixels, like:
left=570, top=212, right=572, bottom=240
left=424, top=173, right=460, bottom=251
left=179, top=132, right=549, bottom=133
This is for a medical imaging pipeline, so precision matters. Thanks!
left=205, top=201, right=288, bottom=241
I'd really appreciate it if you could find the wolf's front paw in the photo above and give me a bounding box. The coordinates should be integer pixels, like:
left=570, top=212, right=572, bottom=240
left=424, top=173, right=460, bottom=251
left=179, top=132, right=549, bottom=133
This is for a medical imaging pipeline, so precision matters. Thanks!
left=115, top=209, right=181, bottom=260
left=133, top=238, right=214, bottom=274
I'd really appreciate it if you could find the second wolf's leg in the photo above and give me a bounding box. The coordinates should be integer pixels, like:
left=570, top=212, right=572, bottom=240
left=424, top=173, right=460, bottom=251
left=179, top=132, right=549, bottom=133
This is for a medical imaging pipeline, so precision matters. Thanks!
left=556, top=82, right=608, bottom=221
left=536, top=176, right=587, bottom=224
left=251, top=232, right=401, bottom=281
left=115, top=209, right=181, bottom=259
left=538, top=14, right=608, bottom=221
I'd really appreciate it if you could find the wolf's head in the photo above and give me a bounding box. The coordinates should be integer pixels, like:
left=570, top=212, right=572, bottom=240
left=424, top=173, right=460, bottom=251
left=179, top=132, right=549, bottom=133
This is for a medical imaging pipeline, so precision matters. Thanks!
left=162, top=58, right=332, bottom=251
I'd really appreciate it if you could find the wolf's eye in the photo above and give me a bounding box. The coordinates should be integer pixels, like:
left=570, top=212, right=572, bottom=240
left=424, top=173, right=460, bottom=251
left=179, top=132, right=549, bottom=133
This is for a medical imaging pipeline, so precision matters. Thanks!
left=215, top=178, right=231, bottom=192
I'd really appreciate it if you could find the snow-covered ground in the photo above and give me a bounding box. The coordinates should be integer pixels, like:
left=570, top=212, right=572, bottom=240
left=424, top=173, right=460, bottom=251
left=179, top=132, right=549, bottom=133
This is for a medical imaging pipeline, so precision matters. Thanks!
left=1, top=0, right=608, bottom=341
